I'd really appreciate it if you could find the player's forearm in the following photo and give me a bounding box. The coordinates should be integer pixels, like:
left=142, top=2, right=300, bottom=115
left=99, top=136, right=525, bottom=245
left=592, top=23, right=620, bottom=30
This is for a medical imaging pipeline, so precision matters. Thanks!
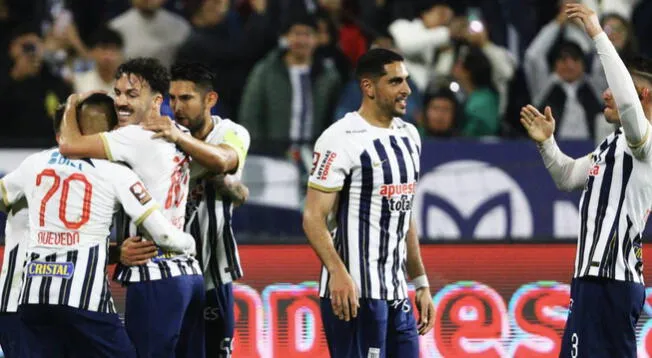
left=219, top=181, right=249, bottom=207
left=303, top=211, right=347, bottom=274
left=538, top=136, right=591, bottom=192
left=176, top=133, right=238, bottom=174
left=140, top=210, right=195, bottom=255
left=594, top=32, right=648, bottom=143
left=58, top=96, right=83, bottom=154
left=406, top=219, right=426, bottom=279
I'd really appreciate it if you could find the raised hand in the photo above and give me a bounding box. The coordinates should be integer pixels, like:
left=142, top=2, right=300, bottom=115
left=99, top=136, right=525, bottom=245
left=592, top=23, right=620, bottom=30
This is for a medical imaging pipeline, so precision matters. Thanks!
left=566, top=3, right=602, bottom=38
left=520, top=105, right=556, bottom=144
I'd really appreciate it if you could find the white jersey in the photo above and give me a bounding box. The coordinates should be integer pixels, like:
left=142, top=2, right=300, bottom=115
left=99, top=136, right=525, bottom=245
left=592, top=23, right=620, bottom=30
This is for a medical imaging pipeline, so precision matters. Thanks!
left=573, top=32, right=652, bottom=284
left=100, top=125, right=201, bottom=282
left=0, top=149, right=164, bottom=312
left=0, top=198, right=28, bottom=312
left=186, top=116, right=250, bottom=289
left=308, top=112, right=421, bottom=300
left=575, top=129, right=652, bottom=283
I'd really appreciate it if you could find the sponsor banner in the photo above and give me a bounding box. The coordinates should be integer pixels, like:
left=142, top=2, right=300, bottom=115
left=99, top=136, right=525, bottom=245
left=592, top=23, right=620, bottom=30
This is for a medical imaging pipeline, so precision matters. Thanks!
left=2, top=244, right=652, bottom=357
left=2, top=139, right=647, bottom=242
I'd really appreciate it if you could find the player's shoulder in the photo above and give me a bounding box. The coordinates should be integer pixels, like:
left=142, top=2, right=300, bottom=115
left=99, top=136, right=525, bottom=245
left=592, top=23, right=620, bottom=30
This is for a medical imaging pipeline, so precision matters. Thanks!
left=94, top=160, right=139, bottom=183
left=21, top=148, right=58, bottom=169
left=319, top=112, right=365, bottom=142
left=215, top=116, right=249, bottom=137
left=394, top=118, right=421, bottom=145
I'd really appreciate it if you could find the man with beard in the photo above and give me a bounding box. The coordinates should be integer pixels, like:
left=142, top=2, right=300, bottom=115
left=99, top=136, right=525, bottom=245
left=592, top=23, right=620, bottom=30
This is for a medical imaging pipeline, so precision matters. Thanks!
left=142, top=62, right=250, bottom=357
left=302, top=48, right=435, bottom=357
left=57, top=58, right=207, bottom=357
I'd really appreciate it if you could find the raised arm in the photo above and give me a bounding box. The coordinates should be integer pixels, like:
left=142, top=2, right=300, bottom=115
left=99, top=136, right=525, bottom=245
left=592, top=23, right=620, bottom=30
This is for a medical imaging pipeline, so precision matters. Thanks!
left=521, top=105, right=592, bottom=191
left=567, top=4, right=648, bottom=147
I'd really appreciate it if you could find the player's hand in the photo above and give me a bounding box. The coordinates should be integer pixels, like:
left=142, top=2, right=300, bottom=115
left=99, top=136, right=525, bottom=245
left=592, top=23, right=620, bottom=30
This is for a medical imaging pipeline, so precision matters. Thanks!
left=520, top=105, right=555, bottom=144
left=415, top=287, right=435, bottom=335
left=143, top=115, right=182, bottom=143
left=328, top=267, right=359, bottom=321
left=566, top=3, right=602, bottom=38
left=120, top=236, right=158, bottom=266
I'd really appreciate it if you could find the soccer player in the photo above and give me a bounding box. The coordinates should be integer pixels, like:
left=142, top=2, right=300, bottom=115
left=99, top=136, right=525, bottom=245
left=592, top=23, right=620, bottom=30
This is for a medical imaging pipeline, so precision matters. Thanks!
left=521, top=4, right=652, bottom=357
left=57, top=58, right=204, bottom=357
left=0, top=93, right=196, bottom=357
left=0, top=197, right=27, bottom=358
left=302, top=48, right=435, bottom=357
left=142, top=62, right=250, bottom=357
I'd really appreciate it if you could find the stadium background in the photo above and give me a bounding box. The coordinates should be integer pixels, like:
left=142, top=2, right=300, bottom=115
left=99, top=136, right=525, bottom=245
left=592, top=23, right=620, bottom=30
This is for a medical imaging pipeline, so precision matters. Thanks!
left=2, top=0, right=652, bottom=357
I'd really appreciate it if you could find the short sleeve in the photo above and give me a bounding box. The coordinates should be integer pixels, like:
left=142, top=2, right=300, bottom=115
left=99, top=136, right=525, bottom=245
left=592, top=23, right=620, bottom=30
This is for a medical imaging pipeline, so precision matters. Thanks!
left=109, top=165, right=160, bottom=226
left=0, top=155, right=33, bottom=207
left=99, top=125, right=149, bottom=165
left=222, top=125, right=251, bottom=178
left=308, top=130, right=353, bottom=192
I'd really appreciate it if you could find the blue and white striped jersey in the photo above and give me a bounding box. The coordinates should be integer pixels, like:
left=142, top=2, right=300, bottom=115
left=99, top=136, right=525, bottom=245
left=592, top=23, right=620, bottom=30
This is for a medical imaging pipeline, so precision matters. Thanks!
left=0, top=198, right=28, bottom=312
left=0, top=149, right=174, bottom=312
left=308, top=112, right=421, bottom=300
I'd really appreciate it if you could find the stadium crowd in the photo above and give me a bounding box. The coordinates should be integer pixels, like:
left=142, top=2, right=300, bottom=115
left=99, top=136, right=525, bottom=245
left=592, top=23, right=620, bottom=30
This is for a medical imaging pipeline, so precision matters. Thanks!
left=0, top=0, right=650, bottom=150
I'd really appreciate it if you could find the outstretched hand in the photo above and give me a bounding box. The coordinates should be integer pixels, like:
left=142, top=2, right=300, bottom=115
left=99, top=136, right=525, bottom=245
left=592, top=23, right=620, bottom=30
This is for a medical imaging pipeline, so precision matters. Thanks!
left=565, top=3, right=602, bottom=38
left=520, top=105, right=555, bottom=144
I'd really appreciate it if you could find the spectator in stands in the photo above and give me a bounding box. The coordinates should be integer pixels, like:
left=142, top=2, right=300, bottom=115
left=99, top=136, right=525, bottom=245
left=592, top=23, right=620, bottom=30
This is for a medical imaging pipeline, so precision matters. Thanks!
left=524, top=0, right=593, bottom=95
left=314, top=9, right=352, bottom=83
left=420, top=87, right=459, bottom=138
left=317, top=0, right=368, bottom=67
left=334, top=36, right=422, bottom=124
left=528, top=41, right=609, bottom=142
left=73, top=26, right=123, bottom=94
left=176, top=0, right=276, bottom=119
left=388, top=1, right=453, bottom=92
left=431, top=16, right=515, bottom=116
left=591, top=12, right=638, bottom=92
left=239, top=13, right=340, bottom=156
left=109, top=0, right=190, bottom=68
left=0, top=24, right=71, bottom=143
left=452, top=46, right=500, bottom=137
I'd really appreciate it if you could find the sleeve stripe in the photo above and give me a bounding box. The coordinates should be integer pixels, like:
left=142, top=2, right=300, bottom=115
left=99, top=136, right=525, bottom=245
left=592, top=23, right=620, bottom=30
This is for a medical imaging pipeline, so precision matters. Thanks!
left=0, top=180, right=9, bottom=207
left=627, top=124, right=650, bottom=149
left=99, top=133, right=114, bottom=161
left=308, top=182, right=342, bottom=193
left=134, top=205, right=160, bottom=226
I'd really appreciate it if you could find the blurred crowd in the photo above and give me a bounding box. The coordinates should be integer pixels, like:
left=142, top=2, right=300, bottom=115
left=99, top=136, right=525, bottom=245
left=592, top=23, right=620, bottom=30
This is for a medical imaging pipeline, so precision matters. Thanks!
left=0, top=0, right=650, bottom=153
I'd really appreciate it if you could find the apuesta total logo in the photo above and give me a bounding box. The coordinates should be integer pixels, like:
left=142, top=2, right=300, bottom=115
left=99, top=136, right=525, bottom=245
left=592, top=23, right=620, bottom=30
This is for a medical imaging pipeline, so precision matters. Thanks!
left=413, top=160, right=534, bottom=240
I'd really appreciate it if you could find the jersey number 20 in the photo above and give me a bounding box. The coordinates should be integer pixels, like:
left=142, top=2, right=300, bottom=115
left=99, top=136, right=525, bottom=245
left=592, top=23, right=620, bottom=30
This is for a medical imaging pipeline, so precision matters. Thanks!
left=36, top=169, right=92, bottom=229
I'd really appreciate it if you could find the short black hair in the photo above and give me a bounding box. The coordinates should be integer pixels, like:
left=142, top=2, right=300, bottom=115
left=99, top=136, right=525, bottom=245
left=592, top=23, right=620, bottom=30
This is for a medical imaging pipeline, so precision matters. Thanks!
left=10, top=22, right=40, bottom=41
left=627, top=56, right=652, bottom=84
left=170, top=62, right=215, bottom=92
left=282, top=12, right=318, bottom=34
left=424, top=87, right=458, bottom=108
left=460, top=46, right=493, bottom=88
left=115, top=57, right=170, bottom=96
left=89, top=26, right=123, bottom=49
left=53, top=94, right=117, bottom=133
left=355, top=48, right=404, bottom=81
left=554, top=41, right=585, bottom=63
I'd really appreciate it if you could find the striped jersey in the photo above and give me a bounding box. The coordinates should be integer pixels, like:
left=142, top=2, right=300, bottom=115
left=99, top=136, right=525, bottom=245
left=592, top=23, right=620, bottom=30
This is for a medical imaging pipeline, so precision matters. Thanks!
left=308, top=112, right=421, bottom=300
left=575, top=125, right=652, bottom=284
left=186, top=116, right=250, bottom=289
left=0, top=197, right=28, bottom=312
left=0, top=149, right=165, bottom=312
left=100, top=125, right=201, bottom=282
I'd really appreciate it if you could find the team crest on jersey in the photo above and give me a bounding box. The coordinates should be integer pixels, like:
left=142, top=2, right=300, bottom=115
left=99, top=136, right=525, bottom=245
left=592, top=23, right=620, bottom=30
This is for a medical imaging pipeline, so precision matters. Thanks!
left=26, top=261, right=74, bottom=279
left=130, top=182, right=152, bottom=205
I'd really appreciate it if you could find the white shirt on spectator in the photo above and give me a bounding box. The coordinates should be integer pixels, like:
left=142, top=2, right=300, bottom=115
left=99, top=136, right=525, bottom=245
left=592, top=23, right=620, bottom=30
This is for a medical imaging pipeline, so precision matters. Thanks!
left=388, top=18, right=450, bottom=92
left=109, top=8, right=190, bottom=68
